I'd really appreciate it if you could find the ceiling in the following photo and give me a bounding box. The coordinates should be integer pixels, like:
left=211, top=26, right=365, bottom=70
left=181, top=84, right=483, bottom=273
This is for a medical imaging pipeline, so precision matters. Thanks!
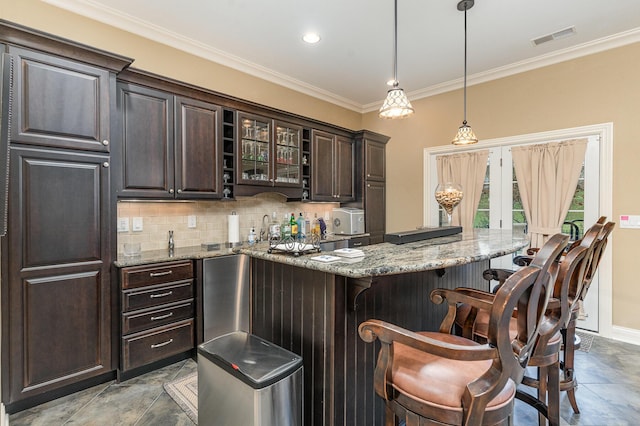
left=44, top=0, right=640, bottom=112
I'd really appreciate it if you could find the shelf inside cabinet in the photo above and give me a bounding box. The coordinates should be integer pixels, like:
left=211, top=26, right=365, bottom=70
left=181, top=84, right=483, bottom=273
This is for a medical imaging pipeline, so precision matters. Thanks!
left=222, top=109, right=236, bottom=199
left=301, top=128, right=311, bottom=200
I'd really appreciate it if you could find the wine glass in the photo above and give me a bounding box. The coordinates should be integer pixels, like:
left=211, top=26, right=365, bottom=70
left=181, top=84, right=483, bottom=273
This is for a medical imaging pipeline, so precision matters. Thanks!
left=434, top=183, right=463, bottom=227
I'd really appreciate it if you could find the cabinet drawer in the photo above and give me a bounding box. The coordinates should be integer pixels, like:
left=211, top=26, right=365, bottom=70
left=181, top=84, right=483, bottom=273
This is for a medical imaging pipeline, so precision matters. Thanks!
left=122, top=281, right=193, bottom=312
left=121, top=261, right=193, bottom=289
left=122, top=301, right=194, bottom=335
left=122, top=320, right=194, bottom=371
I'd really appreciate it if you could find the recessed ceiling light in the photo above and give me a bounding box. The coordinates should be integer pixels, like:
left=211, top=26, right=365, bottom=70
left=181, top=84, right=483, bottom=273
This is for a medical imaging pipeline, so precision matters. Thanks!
left=303, top=33, right=321, bottom=44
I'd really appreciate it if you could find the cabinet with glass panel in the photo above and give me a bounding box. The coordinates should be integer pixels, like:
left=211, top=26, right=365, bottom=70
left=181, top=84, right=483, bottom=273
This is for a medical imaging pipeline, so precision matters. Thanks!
left=236, top=111, right=303, bottom=195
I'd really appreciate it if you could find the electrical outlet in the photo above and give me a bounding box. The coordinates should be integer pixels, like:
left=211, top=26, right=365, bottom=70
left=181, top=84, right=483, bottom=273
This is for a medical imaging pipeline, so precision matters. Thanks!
left=132, top=217, right=143, bottom=232
left=117, top=217, right=129, bottom=232
left=188, top=215, right=197, bottom=228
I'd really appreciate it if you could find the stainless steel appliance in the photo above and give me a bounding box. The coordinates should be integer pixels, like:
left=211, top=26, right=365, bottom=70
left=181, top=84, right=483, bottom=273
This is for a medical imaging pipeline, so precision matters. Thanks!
left=202, top=254, right=250, bottom=341
left=332, top=207, right=365, bottom=235
left=198, top=331, right=303, bottom=426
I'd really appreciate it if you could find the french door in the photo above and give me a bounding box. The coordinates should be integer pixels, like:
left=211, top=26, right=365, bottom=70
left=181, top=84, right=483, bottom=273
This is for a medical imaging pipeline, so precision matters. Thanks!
left=425, top=129, right=608, bottom=332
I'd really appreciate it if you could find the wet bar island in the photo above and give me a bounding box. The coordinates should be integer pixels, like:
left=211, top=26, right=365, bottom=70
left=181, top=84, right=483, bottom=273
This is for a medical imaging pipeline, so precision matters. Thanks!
left=238, top=229, right=529, bottom=426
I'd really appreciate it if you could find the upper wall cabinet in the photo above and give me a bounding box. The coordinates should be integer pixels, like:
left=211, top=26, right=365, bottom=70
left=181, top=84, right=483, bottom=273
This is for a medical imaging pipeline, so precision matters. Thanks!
left=9, top=46, right=112, bottom=152
left=311, top=130, right=354, bottom=202
left=115, top=81, right=223, bottom=199
left=234, top=111, right=305, bottom=198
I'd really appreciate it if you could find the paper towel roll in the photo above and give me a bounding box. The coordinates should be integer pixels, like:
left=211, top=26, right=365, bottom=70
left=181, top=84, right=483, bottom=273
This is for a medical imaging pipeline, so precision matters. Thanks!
left=228, top=213, right=240, bottom=244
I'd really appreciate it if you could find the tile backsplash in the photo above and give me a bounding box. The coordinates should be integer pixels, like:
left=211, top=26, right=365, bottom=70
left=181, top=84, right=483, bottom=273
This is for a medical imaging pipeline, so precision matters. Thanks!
left=117, top=192, right=340, bottom=254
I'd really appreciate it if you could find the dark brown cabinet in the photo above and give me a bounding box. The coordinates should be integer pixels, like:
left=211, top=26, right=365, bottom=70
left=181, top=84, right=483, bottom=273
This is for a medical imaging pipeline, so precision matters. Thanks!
left=1, top=27, right=131, bottom=412
left=234, top=111, right=305, bottom=198
left=9, top=46, right=112, bottom=152
left=353, top=131, right=389, bottom=244
left=311, top=130, right=354, bottom=202
left=119, top=261, right=195, bottom=378
left=115, top=81, right=223, bottom=199
left=4, top=146, right=112, bottom=409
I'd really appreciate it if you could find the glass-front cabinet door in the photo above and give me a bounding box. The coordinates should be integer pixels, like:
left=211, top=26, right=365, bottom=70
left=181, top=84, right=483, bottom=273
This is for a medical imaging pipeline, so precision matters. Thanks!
left=236, top=112, right=302, bottom=189
left=238, top=112, right=271, bottom=186
left=274, top=121, right=301, bottom=187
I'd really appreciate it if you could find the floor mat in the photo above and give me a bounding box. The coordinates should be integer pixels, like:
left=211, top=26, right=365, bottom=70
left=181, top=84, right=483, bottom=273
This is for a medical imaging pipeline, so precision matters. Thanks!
left=164, top=372, right=198, bottom=424
left=576, top=331, right=595, bottom=352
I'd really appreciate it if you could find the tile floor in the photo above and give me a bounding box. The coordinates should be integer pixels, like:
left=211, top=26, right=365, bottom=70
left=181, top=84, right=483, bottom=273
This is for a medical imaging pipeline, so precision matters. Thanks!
left=8, top=333, right=640, bottom=425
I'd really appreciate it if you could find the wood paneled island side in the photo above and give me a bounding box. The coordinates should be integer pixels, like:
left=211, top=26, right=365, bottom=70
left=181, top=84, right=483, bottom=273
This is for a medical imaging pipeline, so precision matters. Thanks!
left=238, top=229, right=529, bottom=426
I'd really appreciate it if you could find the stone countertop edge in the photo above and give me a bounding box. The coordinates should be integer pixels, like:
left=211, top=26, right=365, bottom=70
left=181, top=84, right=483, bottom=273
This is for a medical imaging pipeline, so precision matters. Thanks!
left=113, top=233, right=366, bottom=268
left=114, top=229, right=529, bottom=278
left=238, top=229, right=529, bottom=279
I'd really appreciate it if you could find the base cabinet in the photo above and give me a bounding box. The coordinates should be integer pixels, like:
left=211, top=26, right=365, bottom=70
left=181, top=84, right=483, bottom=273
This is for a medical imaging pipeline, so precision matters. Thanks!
left=118, top=261, right=195, bottom=379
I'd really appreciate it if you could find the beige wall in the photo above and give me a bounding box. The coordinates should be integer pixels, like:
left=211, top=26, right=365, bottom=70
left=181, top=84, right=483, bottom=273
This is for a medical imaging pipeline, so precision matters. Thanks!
left=2, top=1, right=639, bottom=332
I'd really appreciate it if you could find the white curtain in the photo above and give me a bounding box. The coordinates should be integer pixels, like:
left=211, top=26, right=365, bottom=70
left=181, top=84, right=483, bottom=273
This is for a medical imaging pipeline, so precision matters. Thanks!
left=512, top=139, right=588, bottom=247
left=436, top=150, right=489, bottom=231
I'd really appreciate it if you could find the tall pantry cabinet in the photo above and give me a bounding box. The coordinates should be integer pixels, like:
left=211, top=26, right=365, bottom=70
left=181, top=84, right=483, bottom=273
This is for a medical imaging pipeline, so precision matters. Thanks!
left=0, top=21, right=132, bottom=412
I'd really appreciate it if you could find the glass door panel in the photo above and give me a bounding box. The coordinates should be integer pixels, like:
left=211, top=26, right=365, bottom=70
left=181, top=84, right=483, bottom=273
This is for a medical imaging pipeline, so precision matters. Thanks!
left=274, top=122, right=301, bottom=186
left=239, top=114, right=271, bottom=185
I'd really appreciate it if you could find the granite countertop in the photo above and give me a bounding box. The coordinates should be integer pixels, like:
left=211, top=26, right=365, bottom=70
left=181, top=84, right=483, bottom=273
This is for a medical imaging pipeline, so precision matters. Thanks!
left=114, top=233, right=362, bottom=267
left=115, top=230, right=528, bottom=278
left=238, top=229, right=529, bottom=279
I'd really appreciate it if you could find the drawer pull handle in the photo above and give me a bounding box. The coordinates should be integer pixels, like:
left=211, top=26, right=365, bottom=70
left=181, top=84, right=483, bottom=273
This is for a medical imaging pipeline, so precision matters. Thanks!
left=151, top=339, right=173, bottom=349
left=150, top=312, right=174, bottom=321
left=150, top=271, right=173, bottom=277
left=150, top=291, right=173, bottom=299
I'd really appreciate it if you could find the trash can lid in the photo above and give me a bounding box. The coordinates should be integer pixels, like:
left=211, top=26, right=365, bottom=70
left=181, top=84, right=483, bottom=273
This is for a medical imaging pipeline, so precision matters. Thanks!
left=198, top=331, right=302, bottom=389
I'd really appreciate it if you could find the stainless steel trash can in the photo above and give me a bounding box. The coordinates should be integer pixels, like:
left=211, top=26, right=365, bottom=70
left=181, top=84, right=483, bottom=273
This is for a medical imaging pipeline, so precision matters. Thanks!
left=198, top=331, right=303, bottom=426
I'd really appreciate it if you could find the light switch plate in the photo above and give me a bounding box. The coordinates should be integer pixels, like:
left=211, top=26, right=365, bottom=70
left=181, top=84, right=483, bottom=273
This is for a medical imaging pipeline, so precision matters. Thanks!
left=619, top=215, right=640, bottom=229
left=188, top=215, right=197, bottom=228
left=117, top=217, right=129, bottom=233
left=132, top=217, right=143, bottom=232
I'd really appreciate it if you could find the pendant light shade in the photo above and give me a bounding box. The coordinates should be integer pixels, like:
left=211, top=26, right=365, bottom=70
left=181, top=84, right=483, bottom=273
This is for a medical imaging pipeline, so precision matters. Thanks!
left=379, top=84, right=414, bottom=119
left=379, top=0, right=414, bottom=119
left=452, top=0, right=477, bottom=145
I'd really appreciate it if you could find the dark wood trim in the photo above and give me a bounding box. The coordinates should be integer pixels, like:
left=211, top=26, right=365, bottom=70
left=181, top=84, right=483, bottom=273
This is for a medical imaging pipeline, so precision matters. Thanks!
left=0, top=19, right=132, bottom=72
left=117, top=67, right=354, bottom=137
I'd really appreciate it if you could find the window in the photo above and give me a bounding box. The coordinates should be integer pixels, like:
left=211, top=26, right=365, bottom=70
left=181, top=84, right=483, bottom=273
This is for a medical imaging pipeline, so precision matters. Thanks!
left=425, top=128, right=609, bottom=333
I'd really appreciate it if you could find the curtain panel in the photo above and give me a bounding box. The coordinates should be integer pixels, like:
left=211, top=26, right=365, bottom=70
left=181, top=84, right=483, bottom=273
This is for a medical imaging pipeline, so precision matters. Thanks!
left=436, top=150, right=489, bottom=231
left=512, top=139, right=588, bottom=247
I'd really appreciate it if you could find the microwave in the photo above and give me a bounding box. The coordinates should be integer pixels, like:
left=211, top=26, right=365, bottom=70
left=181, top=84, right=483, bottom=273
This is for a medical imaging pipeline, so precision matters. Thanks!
left=332, top=208, right=365, bottom=235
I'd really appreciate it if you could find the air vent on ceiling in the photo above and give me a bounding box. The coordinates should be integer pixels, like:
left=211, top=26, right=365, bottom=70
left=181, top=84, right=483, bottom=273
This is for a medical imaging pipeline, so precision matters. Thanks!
left=532, top=26, right=576, bottom=46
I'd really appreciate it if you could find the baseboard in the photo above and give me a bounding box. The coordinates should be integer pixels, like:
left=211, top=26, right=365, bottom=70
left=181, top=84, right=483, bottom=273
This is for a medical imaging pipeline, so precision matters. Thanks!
left=611, top=325, right=640, bottom=346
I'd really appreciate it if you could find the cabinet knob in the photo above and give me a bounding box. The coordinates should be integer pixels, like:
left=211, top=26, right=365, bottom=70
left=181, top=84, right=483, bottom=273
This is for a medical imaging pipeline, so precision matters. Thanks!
left=367, top=173, right=371, bottom=177
left=177, top=189, right=182, bottom=193
left=169, top=189, right=174, bottom=194
left=102, top=139, right=109, bottom=146
left=102, top=162, right=109, bottom=168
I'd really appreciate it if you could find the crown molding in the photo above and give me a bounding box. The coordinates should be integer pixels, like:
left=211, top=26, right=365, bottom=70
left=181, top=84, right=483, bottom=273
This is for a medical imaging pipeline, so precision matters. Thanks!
left=41, top=0, right=640, bottom=115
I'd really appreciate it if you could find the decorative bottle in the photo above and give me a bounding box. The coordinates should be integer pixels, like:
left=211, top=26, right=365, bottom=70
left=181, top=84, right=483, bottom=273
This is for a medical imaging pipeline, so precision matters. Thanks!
left=290, top=213, right=298, bottom=238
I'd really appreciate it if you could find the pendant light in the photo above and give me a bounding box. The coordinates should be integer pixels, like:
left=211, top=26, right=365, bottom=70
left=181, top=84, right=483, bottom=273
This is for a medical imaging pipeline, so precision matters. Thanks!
left=379, top=0, right=414, bottom=119
left=452, top=0, right=478, bottom=145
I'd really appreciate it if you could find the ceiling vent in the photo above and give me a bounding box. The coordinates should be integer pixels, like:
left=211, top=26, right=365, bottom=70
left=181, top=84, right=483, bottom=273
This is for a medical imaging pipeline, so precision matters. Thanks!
left=532, top=26, right=576, bottom=46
